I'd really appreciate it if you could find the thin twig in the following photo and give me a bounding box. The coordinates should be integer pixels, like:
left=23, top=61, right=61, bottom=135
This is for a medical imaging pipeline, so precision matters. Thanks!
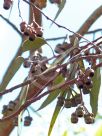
left=0, top=80, right=31, bottom=97
left=0, top=14, right=22, bottom=36
left=23, top=0, right=96, bottom=46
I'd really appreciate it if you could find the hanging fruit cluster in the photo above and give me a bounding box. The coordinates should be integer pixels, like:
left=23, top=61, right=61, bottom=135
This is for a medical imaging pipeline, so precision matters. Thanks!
left=20, top=21, right=43, bottom=41
left=13, top=115, right=33, bottom=126
left=56, top=63, right=96, bottom=124
left=23, top=52, right=48, bottom=79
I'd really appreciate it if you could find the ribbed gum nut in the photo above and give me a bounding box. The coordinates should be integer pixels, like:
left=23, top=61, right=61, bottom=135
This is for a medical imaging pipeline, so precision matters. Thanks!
left=64, top=99, right=72, bottom=108
left=3, top=0, right=12, bottom=10
left=24, top=116, right=33, bottom=126
left=29, top=30, right=36, bottom=41
left=76, top=106, right=84, bottom=117
left=8, top=101, right=16, bottom=111
left=24, top=26, right=31, bottom=36
left=84, top=114, right=95, bottom=124
left=71, top=98, right=77, bottom=107
left=2, top=105, right=8, bottom=114
left=85, top=67, right=95, bottom=77
left=23, top=60, right=31, bottom=68
left=35, top=27, right=43, bottom=37
left=20, top=21, right=27, bottom=32
left=75, top=94, right=82, bottom=104
left=77, top=79, right=84, bottom=89
left=71, top=112, right=78, bottom=123
left=82, top=87, right=90, bottom=94
left=84, top=77, right=92, bottom=85
left=57, top=96, right=64, bottom=106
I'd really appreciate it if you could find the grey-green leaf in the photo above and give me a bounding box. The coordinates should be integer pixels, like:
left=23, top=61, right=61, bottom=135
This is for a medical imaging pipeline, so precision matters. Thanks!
left=0, top=56, right=24, bottom=92
left=50, top=0, right=66, bottom=26
left=90, top=68, right=101, bottom=116
left=48, top=104, right=61, bottom=136
left=48, top=92, right=66, bottom=136
left=21, top=37, right=46, bottom=52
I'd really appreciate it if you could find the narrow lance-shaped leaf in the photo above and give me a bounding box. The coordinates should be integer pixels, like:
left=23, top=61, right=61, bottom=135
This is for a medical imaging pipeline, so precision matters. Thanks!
left=38, top=74, right=64, bottom=111
left=0, top=56, right=24, bottom=92
left=90, top=68, right=101, bottom=116
left=48, top=92, right=66, bottom=136
left=50, top=0, right=66, bottom=26
left=21, top=37, right=46, bottom=52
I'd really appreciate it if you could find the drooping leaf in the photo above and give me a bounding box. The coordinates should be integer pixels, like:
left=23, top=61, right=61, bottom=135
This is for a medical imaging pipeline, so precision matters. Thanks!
left=62, top=130, right=69, bottom=136
left=18, top=84, right=29, bottom=107
left=95, top=125, right=102, bottom=136
left=0, top=56, right=24, bottom=92
left=21, top=37, right=46, bottom=52
left=48, top=92, right=66, bottom=136
left=38, top=74, right=64, bottom=111
left=48, top=104, right=61, bottom=136
left=17, top=112, right=23, bottom=136
left=50, top=0, right=66, bottom=26
left=90, top=68, right=101, bottom=116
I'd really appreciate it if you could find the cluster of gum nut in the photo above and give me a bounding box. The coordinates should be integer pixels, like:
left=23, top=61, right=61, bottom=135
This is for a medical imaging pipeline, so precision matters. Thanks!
left=57, top=67, right=95, bottom=124
left=20, top=21, right=43, bottom=41
left=2, top=101, right=33, bottom=126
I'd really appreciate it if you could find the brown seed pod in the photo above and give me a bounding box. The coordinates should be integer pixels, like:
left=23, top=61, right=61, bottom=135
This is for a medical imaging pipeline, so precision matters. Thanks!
left=3, top=0, right=12, bottom=10
left=24, top=26, right=31, bottom=36
left=74, top=94, right=82, bottom=105
left=24, top=116, right=33, bottom=126
left=71, top=98, right=77, bottom=107
left=7, top=101, right=16, bottom=111
left=84, top=77, right=92, bottom=85
left=71, top=112, right=78, bottom=123
left=54, top=44, right=64, bottom=54
left=64, top=99, right=72, bottom=108
left=57, top=96, right=65, bottom=106
left=20, top=21, right=27, bottom=32
left=84, top=114, right=95, bottom=124
left=29, top=30, right=36, bottom=41
left=85, top=67, right=95, bottom=77
left=77, top=79, right=84, bottom=89
left=23, top=59, right=31, bottom=68
left=76, top=106, right=84, bottom=117
left=82, top=87, right=90, bottom=94
left=2, top=105, right=8, bottom=114
left=35, top=27, right=43, bottom=37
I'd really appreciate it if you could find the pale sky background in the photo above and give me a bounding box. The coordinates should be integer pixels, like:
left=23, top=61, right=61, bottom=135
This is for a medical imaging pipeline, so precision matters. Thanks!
left=0, top=0, right=102, bottom=136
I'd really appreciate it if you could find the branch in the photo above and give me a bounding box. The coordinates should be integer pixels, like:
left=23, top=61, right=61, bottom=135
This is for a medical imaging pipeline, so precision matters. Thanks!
left=0, top=80, right=31, bottom=97
left=0, top=14, right=22, bottom=36
left=23, top=0, right=95, bottom=45
left=71, top=5, right=102, bottom=41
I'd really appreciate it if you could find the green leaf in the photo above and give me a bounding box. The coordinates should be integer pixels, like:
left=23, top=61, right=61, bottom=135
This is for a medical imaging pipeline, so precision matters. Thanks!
left=48, top=104, right=61, bottom=136
left=48, top=92, right=66, bottom=136
left=17, top=112, right=23, bottom=136
left=18, top=84, right=29, bottom=107
left=38, top=74, right=64, bottom=111
left=62, top=130, right=69, bottom=136
left=90, top=68, right=101, bottom=116
left=21, top=37, right=46, bottom=52
left=0, top=56, right=24, bottom=92
left=95, top=125, right=102, bottom=136
left=50, top=0, right=66, bottom=26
